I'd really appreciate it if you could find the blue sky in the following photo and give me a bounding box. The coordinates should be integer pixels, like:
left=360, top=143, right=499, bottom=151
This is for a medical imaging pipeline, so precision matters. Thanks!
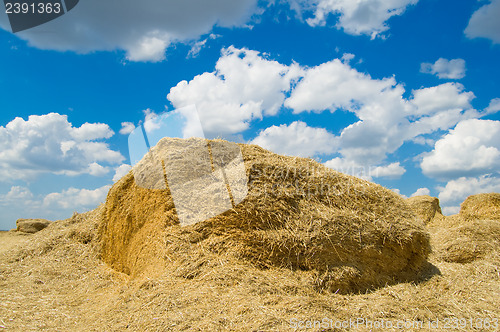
left=1, top=0, right=500, bottom=229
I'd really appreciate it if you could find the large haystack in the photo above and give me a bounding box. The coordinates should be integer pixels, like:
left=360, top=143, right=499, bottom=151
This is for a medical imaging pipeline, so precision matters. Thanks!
left=406, top=195, right=443, bottom=225
left=459, top=193, right=500, bottom=221
left=98, top=138, right=431, bottom=293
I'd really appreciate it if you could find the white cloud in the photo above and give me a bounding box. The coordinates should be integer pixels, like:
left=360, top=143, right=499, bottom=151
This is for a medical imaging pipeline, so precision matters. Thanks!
left=410, top=187, right=430, bottom=197
left=0, top=184, right=110, bottom=229
left=324, top=158, right=405, bottom=181
left=126, top=35, right=170, bottom=62
left=285, top=58, right=480, bottom=166
left=409, top=83, right=474, bottom=116
left=486, top=98, right=500, bottom=114
left=341, top=52, right=355, bottom=63
left=0, top=186, right=34, bottom=202
left=421, top=119, right=500, bottom=179
left=188, top=39, right=208, bottom=58
left=87, top=162, right=110, bottom=177
left=438, top=176, right=500, bottom=214
left=465, top=0, right=500, bottom=44
left=168, top=46, right=302, bottom=137
left=72, top=122, right=114, bottom=141
left=420, top=58, right=466, bottom=79
left=113, top=164, right=133, bottom=182
left=392, top=188, right=406, bottom=198
left=119, top=122, right=136, bottom=135
left=0, top=0, right=258, bottom=62
left=0, top=113, right=123, bottom=181
left=285, top=58, right=404, bottom=115
left=250, top=121, right=337, bottom=157
left=43, top=185, right=111, bottom=210
left=302, top=0, right=418, bottom=38
left=442, top=206, right=460, bottom=216
left=142, top=109, right=162, bottom=133
left=166, top=48, right=488, bottom=170
left=371, top=162, right=406, bottom=178
left=0, top=186, right=40, bottom=229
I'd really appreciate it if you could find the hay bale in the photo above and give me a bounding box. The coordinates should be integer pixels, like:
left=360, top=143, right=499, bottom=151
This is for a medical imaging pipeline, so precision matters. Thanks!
left=429, top=193, right=500, bottom=263
left=406, top=195, right=443, bottom=225
left=16, top=219, right=51, bottom=233
left=459, top=193, right=500, bottom=222
left=98, top=137, right=431, bottom=293
left=430, top=217, right=500, bottom=263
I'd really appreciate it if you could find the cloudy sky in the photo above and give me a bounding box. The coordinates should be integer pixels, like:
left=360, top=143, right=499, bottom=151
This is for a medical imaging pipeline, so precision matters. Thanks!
left=1, top=0, right=499, bottom=229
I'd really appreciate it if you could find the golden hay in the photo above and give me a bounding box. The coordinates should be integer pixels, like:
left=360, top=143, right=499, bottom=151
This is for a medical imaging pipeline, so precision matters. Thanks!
left=429, top=216, right=500, bottom=263
left=459, top=193, right=500, bottom=222
left=15, top=218, right=51, bottom=234
left=98, top=137, right=431, bottom=294
left=428, top=193, right=500, bottom=264
left=1, top=143, right=499, bottom=330
left=1, top=190, right=499, bottom=331
left=406, top=195, right=443, bottom=225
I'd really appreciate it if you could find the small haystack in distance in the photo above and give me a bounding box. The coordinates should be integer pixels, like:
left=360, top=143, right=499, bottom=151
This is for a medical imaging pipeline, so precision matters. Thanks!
left=98, top=137, right=431, bottom=294
left=16, top=219, right=51, bottom=233
left=406, top=195, right=443, bottom=225
left=459, top=193, right=500, bottom=222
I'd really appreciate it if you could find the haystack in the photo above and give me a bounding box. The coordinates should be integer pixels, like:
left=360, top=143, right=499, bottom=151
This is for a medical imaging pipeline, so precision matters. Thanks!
left=98, top=137, right=431, bottom=293
left=430, top=218, right=500, bottom=263
left=429, top=193, right=500, bottom=263
left=459, top=193, right=500, bottom=221
left=406, top=195, right=443, bottom=225
left=16, top=218, right=51, bottom=233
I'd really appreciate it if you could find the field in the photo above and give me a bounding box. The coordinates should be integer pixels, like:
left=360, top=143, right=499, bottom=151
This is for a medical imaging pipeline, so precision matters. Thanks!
left=0, top=212, right=498, bottom=331
left=0, top=140, right=499, bottom=331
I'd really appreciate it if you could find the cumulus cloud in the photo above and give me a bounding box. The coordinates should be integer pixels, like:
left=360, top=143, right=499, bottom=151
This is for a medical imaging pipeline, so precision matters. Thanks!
left=0, top=186, right=34, bottom=202
left=421, top=119, right=500, bottom=179
left=371, top=162, right=406, bottom=178
left=392, top=188, right=406, bottom=197
left=0, top=186, right=39, bottom=228
left=0, top=184, right=110, bottom=229
left=285, top=58, right=480, bottom=166
left=411, top=187, right=430, bottom=197
left=250, top=121, right=337, bottom=157
left=465, top=0, right=500, bottom=44
left=420, top=58, right=466, bottom=79
left=486, top=98, right=500, bottom=114
left=0, top=0, right=258, bottom=62
left=43, top=185, right=111, bottom=210
left=113, top=164, right=133, bottom=182
left=168, top=46, right=302, bottom=137
left=409, top=83, right=474, bottom=116
left=301, top=0, right=418, bottom=38
left=0, top=0, right=420, bottom=62
left=166, top=47, right=489, bottom=170
left=119, top=122, right=136, bottom=135
left=285, top=58, right=405, bottom=115
left=324, top=158, right=405, bottom=181
left=438, top=175, right=500, bottom=215
left=0, top=113, right=123, bottom=181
